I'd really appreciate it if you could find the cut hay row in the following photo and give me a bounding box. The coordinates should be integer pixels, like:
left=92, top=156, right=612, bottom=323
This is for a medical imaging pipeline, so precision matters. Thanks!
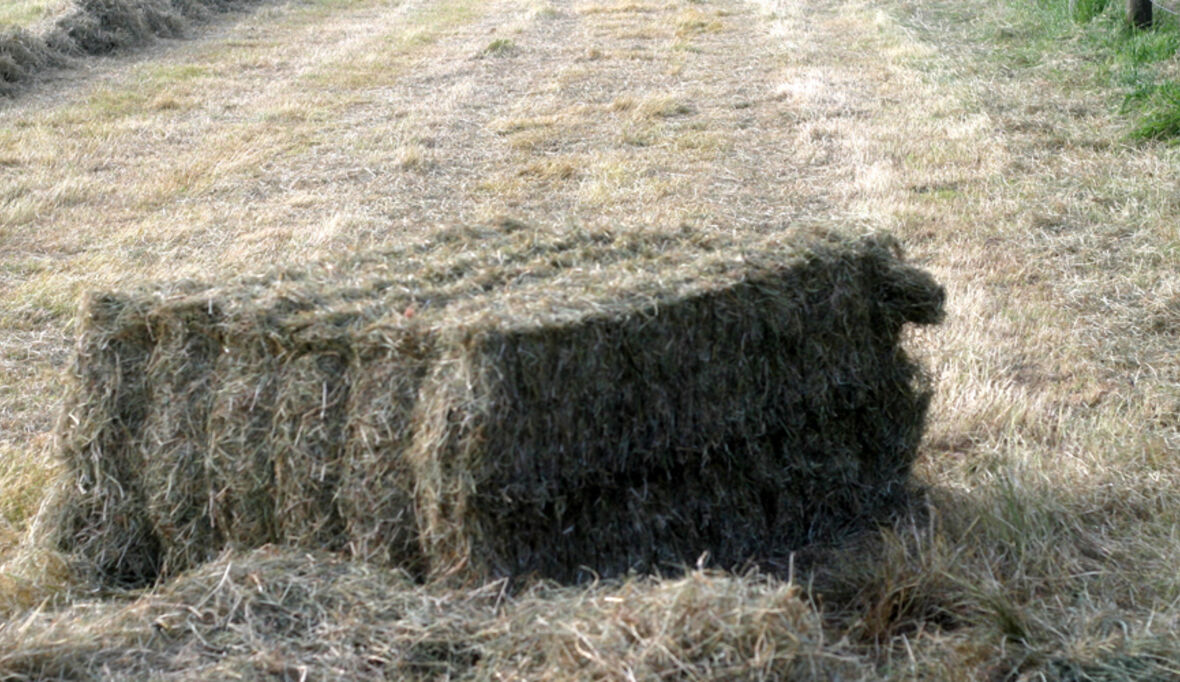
left=0, top=547, right=870, bottom=680
left=0, top=0, right=259, bottom=93
left=46, top=222, right=945, bottom=588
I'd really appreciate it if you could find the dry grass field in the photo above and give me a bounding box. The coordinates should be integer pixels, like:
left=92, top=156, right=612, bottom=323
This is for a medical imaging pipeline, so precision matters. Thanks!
left=0, top=0, right=1178, bottom=677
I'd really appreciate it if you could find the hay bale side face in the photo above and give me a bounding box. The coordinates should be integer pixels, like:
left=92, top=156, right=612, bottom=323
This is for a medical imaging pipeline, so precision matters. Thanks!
left=50, top=295, right=163, bottom=587
left=417, top=238, right=942, bottom=581
left=49, top=227, right=943, bottom=587
left=269, top=350, right=351, bottom=552
left=51, top=296, right=432, bottom=584
left=339, top=335, right=436, bottom=574
left=136, top=301, right=239, bottom=576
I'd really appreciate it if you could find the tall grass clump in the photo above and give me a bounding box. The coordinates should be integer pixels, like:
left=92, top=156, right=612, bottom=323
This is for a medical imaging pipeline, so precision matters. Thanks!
left=1125, top=79, right=1180, bottom=137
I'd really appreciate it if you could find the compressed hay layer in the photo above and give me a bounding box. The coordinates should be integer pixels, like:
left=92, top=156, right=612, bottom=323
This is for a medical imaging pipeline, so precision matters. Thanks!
left=1, top=0, right=255, bottom=94
left=47, top=222, right=945, bottom=587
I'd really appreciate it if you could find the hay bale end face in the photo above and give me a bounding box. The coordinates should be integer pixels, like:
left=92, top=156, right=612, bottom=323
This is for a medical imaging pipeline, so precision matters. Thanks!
left=47, top=223, right=944, bottom=587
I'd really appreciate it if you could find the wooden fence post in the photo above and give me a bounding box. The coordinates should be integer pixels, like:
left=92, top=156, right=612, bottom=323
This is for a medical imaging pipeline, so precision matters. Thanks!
left=1127, top=0, right=1153, bottom=28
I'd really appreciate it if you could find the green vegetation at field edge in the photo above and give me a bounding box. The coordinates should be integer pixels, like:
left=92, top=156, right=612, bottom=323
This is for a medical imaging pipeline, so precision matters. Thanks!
left=1005, top=0, right=1180, bottom=141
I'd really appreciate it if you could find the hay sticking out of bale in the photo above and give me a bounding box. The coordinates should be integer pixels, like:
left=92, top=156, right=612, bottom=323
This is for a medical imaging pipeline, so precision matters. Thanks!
left=46, top=222, right=945, bottom=587
left=0, top=547, right=871, bottom=680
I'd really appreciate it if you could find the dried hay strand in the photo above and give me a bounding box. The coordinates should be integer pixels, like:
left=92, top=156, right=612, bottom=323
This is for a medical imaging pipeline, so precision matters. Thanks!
left=0, top=547, right=871, bottom=680
left=0, top=0, right=256, bottom=93
left=43, top=221, right=945, bottom=588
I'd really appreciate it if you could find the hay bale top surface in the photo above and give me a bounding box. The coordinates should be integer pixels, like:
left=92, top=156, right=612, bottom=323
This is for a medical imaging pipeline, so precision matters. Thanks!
left=86, top=221, right=943, bottom=341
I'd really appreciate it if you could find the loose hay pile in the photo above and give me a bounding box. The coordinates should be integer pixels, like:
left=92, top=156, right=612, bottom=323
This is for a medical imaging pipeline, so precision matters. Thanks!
left=0, top=0, right=257, bottom=94
left=46, top=222, right=945, bottom=587
left=0, top=547, right=870, bottom=680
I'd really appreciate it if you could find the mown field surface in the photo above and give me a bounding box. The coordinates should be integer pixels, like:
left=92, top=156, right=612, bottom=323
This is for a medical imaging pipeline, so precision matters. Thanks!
left=1, top=0, right=1178, bottom=678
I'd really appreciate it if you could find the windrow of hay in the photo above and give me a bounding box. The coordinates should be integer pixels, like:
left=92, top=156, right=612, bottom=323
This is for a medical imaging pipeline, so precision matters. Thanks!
left=0, top=25, right=59, bottom=87
left=0, top=0, right=259, bottom=94
left=0, top=547, right=871, bottom=680
left=44, top=221, right=945, bottom=588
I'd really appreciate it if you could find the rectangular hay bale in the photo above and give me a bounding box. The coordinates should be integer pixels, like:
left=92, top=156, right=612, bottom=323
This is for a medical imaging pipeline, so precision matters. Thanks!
left=46, top=223, right=944, bottom=586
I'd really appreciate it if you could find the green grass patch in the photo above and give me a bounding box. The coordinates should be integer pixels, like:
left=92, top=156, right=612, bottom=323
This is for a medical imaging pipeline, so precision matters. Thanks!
left=483, top=37, right=515, bottom=55
left=0, top=444, right=57, bottom=532
left=1124, top=81, right=1180, bottom=138
left=1002, top=0, right=1180, bottom=141
left=85, top=88, right=150, bottom=119
left=0, top=0, right=61, bottom=27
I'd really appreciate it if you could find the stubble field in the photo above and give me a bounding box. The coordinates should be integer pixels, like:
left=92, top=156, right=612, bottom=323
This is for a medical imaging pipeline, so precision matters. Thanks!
left=0, top=0, right=1178, bottom=677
